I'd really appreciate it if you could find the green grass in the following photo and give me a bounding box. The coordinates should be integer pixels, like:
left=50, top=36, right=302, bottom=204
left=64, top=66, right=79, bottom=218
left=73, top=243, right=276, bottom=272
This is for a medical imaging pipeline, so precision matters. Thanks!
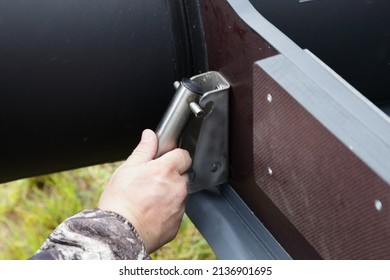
left=0, top=164, right=216, bottom=260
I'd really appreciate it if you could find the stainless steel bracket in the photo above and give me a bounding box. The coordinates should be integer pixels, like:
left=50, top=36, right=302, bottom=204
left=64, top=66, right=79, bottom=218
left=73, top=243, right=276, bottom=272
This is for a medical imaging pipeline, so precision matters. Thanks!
left=179, top=71, right=230, bottom=193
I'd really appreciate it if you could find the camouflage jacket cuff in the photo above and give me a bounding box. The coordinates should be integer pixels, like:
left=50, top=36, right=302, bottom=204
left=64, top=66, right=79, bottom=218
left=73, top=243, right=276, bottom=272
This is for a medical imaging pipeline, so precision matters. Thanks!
left=31, top=208, right=151, bottom=260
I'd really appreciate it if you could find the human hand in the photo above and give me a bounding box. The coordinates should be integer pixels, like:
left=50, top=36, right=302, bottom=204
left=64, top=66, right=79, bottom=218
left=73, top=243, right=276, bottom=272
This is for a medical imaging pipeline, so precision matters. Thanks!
left=98, top=129, right=192, bottom=253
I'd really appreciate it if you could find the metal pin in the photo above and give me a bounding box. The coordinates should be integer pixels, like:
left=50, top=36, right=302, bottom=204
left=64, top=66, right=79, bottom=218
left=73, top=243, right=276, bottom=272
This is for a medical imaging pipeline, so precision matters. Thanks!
left=268, top=167, right=273, bottom=176
left=173, top=81, right=181, bottom=89
left=189, top=102, right=204, bottom=118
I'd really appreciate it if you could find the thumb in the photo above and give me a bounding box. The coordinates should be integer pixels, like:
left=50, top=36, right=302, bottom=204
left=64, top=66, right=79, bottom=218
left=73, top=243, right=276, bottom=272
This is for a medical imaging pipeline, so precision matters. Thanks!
left=127, top=129, right=158, bottom=165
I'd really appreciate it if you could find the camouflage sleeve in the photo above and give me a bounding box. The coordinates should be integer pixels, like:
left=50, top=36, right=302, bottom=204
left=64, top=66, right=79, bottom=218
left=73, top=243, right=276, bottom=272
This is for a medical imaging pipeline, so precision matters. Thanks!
left=30, top=208, right=151, bottom=260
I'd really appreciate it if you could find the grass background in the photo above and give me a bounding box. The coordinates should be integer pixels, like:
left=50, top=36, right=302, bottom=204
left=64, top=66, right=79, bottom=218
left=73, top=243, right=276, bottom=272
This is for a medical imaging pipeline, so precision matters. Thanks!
left=0, top=163, right=216, bottom=260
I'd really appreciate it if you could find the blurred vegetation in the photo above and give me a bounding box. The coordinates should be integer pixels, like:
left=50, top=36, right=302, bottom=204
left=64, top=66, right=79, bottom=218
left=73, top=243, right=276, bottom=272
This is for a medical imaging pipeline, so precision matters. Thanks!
left=0, top=163, right=216, bottom=260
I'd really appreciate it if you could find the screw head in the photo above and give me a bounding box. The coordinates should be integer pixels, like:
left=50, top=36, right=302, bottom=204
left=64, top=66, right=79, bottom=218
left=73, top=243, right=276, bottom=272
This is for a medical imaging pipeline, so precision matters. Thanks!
left=375, top=200, right=383, bottom=211
left=267, top=93, right=273, bottom=103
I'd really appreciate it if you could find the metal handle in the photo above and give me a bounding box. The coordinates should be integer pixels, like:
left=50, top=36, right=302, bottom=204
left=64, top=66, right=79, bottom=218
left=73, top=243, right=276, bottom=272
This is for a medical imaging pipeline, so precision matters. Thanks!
left=155, top=79, right=204, bottom=158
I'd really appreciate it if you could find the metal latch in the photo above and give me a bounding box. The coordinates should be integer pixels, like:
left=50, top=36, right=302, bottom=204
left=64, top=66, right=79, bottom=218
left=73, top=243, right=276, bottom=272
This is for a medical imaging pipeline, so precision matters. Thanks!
left=156, top=71, right=230, bottom=193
